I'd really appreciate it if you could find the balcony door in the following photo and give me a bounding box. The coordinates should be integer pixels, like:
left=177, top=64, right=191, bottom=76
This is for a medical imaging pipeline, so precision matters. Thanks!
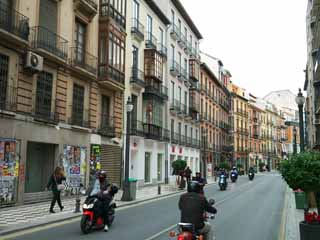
left=39, top=0, right=57, bottom=32
left=72, top=84, right=85, bottom=126
left=145, top=152, right=151, bottom=183
left=75, top=19, right=87, bottom=64
left=101, top=95, right=111, bottom=128
left=35, top=72, right=53, bottom=119
left=147, top=15, right=152, bottom=41
left=132, top=45, right=138, bottom=78
left=0, top=53, right=9, bottom=109
left=133, top=0, right=139, bottom=27
left=131, top=94, right=137, bottom=130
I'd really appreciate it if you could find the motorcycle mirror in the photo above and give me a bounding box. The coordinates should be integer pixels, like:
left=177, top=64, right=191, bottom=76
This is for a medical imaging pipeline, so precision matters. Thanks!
left=208, top=199, right=215, bottom=205
left=169, top=231, right=176, bottom=238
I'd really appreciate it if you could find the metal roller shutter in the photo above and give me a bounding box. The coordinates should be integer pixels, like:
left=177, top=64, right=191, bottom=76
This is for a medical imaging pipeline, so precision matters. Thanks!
left=100, top=145, right=122, bottom=186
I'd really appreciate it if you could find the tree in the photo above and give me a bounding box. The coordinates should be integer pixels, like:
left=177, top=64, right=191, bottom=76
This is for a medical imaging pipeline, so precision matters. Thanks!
left=218, top=162, right=231, bottom=171
left=171, top=160, right=187, bottom=188
left=280, top=152, right=320, bottom=214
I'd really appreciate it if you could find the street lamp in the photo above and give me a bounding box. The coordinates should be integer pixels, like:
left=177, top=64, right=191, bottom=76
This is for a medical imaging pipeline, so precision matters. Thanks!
left=293, top=126, right=297, bottom=155
left=121, top=97, right=134, bottom=201
left=295, top=88, right=305, bottom=152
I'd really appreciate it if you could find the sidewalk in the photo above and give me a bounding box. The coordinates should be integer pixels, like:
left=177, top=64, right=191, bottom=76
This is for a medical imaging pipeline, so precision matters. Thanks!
left=0, top=178, right=216, bottom=236
left=282, top=186, right=305, bottom=240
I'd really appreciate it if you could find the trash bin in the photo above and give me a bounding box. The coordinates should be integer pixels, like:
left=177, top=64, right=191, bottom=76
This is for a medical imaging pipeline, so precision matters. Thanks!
left=295, top=191, right=307, bottom=209
left=128, top=178, right=137, bottom=201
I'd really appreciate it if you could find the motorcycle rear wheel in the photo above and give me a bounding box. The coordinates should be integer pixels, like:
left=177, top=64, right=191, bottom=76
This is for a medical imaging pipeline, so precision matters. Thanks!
left=81, top=215, right=92, bottom=234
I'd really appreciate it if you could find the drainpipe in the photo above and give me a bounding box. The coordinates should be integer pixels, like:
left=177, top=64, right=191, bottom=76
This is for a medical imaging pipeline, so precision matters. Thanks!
left=165, top=23, right=170, bottom=184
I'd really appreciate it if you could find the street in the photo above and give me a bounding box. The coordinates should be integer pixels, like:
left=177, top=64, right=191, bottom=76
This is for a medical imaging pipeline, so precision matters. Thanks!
left=3, top=173, right=286, bottom=240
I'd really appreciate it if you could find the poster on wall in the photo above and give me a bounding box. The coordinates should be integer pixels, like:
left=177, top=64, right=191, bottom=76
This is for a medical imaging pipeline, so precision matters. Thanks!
left=62, top=145, right=86, bottom=192
left=0, top=139, right=20, bottom=206
left=90, top=145, right=101, bottom=173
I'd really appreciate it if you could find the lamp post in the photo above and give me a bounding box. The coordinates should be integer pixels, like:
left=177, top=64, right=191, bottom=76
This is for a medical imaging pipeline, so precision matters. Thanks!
left=121, top=97, right=134, bottom=201
left=295, top=88, right=305, bottom=152
left=293, top=126, right=297, bottom=155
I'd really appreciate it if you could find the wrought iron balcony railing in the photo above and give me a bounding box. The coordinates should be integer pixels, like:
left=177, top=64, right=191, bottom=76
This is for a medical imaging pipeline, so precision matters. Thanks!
left=144, top=84, right=168, bottom=100
left=0, top=4, right=29, bottom=41
left=170, top=99, right=181, bottom=112
left=170, top=60, right=180, bottom=76
left=70, top=47, right=97, bottom=75
left=98, top=114, right=115, bottom=137
left=157, top=43, right=167, bottom=58
left=31, top=26, right=68, bottom=60
left=0, top=85, right=16, bottom=112
left=100, top=0, right=126, bottom=29
left=178, top=67, right=188, bottom=82
left=146, top=32, right=157, bottom=49
left=70, top=109, right=90, bottom=128
left=170, top=23, right=180, bottom=40
left=99, top=64, right=125, bottom=85
left=131, top=18, right=144, bottom=41
left=130, top=67, right=145, bottom=87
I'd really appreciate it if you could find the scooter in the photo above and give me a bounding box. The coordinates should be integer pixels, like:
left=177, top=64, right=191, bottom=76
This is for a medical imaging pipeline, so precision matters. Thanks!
left=230, top=172, right=238, bottom=183
left=219, top=174, right=228, bottom=190
left=80, top=182, right=118, bottom=234
left=169, top=199, right=216, bottom=240
left=248, top=172, right=254, bottom=181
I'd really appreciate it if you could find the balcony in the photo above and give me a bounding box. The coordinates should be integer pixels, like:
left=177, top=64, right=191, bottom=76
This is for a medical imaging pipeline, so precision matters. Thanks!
left=144, top=84, right=168, bottom=100
left=185, top=42, right=192, bottom=55
left=131, top=18, right=144, bottom=41
left=157, top=43, right=167, bottom=59
left=170, top=60, right=180, bottom=77
left=170, top=99, right=181, bottom=113
left=178, top=33, right=186, bottom=49
left=178, top=67, right=188, bottom=82
left=70, top=109, right=90, bottom=128
left=0, top=85, right=16, bottom=113
left=99, top=64, right=125, bottom=88
left=143, top=123, right=169, bottom=142
left=146, top=32, right=157, bottom=50
left=189, top=99, right=200, bottom=113
left=0, top=5, right=29, bottom=44
left=130, top=67, right=145, bottom=88
left=100, top=0, right=126, bottom=29
left=98, top=114, right=115, bottom=137
left=170, top=23, right=180, bottom=41
left=74, top=0, right=98, bottom=20
left=131, top=120, right=145, bottom=137
left=189, top=78, right=199, bottom=91
left=185, top=137, right=192, bottom=147
left=222, top=145, right=233, bottom=153
left=144, top=49, right=164, bottom=82
left=33, top=99, right=58, bottom=124
left=31, top=26, right=68, bottom=62
left=178, top=103, right=188, bottom=116
left=70, top=47, right=97, bottom=76
left=189, top=59, right=200, bottom=82
left=192, top=138, right=200, bottom=148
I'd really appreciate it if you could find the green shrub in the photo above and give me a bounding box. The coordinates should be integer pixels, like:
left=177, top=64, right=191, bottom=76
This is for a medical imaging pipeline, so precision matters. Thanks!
left=171, top=160, right=187, bottom=175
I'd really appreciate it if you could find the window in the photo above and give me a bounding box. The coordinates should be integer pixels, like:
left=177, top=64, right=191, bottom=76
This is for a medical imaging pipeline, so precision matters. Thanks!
left=0, top=53, right=9, bottom=110
left=101, top=0, right=127, bottom=28
left=171, top=81, right=175, bottom=101
left=184, top=27, right=187, bottom=40
left=178, top=52, right=182, bottom=71
left=75, top=19, right=87, bottom=63
left=171, top=10, right=175, bottom=24
left=178, top=19, right=181, bottom=33
left=184, top=58, right=187, bottom=74
left=143, top=98, right=163, bottom=126
left=101, top=95, right=111, bottom=127
left=178, top=122, right=182, bottom=136
left=190, top=34, right=192, bottom=46
left=145, top=152, right=151, bottom=183
left=131, top=94, right=138, bottom=124
left=191, top=127, right=193, bottom=139
left=132, top=45, right=138, bottom=69
left=171, top=119, right=175, bottom=135
left=159, top=27, right=164, bottom=46
left=35, top=72, right=53, bottom=118
left=185, top=125, right=188, bottom=138
left=196, top=129, right=198, bottom=140
left=133, top=0, right=139, bottom=20
left=171, top=44, right=175, bottom=65
left=147, top=15, right=152, bottom=40
left=178, top=87, right=181, bottom=103
left=72, top=84, right=85, bottom=126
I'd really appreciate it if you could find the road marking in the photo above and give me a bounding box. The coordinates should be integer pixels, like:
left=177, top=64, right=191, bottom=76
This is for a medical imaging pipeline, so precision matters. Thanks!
left=143, top=177, right=267, bottom=240
left=278, top=185, right=289, bottom=240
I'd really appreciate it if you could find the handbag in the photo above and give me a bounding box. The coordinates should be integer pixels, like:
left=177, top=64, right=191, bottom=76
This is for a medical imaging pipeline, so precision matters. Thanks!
left=54, top=175, right=65, bottom=191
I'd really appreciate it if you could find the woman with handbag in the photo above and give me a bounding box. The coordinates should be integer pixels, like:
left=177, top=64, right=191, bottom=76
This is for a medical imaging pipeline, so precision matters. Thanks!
left=47, top=166, right=66, bottom=213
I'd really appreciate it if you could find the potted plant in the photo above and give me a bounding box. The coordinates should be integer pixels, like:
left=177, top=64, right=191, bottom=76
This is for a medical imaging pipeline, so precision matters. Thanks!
left=171, top=159, right=187, bottom=189
left=280, top=152, right=320, bottom=240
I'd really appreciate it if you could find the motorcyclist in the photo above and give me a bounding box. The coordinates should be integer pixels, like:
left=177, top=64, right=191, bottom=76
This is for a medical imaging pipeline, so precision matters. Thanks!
left=230, top=166, right=238, bottom=179
left=248, top=166, right=255, bottom=175
left=179, top=181, right=217, bottom=240
left=194, top=172, right=207, bottom=194
left=87, top=170, right=111, bottom=232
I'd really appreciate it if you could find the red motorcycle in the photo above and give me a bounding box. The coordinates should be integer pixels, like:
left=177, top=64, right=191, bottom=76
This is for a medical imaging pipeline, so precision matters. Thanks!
left=169, top=199, right=215, bottom=240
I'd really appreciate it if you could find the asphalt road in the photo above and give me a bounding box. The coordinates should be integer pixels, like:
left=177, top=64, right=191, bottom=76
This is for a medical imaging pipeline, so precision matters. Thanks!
left=4, top=173, right=286, bottom=240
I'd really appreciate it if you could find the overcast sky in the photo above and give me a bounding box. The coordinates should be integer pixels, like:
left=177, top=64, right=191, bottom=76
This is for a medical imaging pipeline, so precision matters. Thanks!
left=181, top=0, right=307, bottom=98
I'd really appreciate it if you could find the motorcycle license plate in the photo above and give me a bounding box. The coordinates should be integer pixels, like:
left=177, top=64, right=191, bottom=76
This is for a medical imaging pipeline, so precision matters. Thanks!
left=220, top=179, right=224, bottom=183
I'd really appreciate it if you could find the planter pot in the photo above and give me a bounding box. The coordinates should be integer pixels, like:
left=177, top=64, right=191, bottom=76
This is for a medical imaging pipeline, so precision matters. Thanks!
left=300, top=221, right=320, bottom=240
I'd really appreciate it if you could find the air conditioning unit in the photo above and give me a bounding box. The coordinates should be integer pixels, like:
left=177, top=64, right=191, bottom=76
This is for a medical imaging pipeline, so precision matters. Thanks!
left=25, top=51, right=43, bottom=73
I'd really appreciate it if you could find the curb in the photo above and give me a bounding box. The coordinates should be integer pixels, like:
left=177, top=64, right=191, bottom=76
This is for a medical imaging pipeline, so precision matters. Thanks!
left=0, top=182, right=216, bottom=237
left=278, top=185, right=289, bottom=240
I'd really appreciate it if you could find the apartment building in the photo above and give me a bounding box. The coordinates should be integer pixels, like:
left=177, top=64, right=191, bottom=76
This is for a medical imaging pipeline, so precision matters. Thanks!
left=125, top=0, right=170, bottom=185
left=0, top=0, right=125, bottom=206
left=229, top=84, right=249, bottom=171
left=153, top=0, right=202, bottom=180
left=305, top=0, right=320, bottom=150
left=199, top=63, right=231, bottom=177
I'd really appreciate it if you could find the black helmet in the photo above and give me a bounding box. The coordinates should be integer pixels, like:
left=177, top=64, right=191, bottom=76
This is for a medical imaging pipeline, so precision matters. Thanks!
left=109, top=184, right=119, bottom=195
left=187, top=181, right=201, bottom=193
left=98, top=170, right=107, bottom=181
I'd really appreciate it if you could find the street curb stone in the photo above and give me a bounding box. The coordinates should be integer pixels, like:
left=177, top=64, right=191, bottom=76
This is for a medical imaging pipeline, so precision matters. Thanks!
left=0, top=182, right=216, bottom=237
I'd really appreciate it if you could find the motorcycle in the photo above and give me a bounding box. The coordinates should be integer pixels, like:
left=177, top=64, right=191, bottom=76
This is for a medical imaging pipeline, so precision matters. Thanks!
left=219, top=174, right=228, bottom=190
left=80, top=180, right=118, bottom=234
left=248, top=172, right=254, bottom=181
left=169, top=199, right=216, bottom=240
left=230, top=172, right=238, bottom=183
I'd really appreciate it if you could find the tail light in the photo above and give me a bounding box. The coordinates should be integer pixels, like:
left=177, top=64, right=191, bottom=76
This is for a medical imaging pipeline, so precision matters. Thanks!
left=177, top=232, right=193, bottom=240
left=177, top=235, right=185, bottom=240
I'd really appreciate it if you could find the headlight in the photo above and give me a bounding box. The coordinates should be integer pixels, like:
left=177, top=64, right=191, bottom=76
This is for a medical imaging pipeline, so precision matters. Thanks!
left=83, top=203, right=94, bottom=209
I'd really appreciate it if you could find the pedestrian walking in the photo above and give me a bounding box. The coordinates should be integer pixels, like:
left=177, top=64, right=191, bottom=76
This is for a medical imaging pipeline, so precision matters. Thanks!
left=184, top=166, right=192, bottom=184
left=46, top=166, right=66, bottom=213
